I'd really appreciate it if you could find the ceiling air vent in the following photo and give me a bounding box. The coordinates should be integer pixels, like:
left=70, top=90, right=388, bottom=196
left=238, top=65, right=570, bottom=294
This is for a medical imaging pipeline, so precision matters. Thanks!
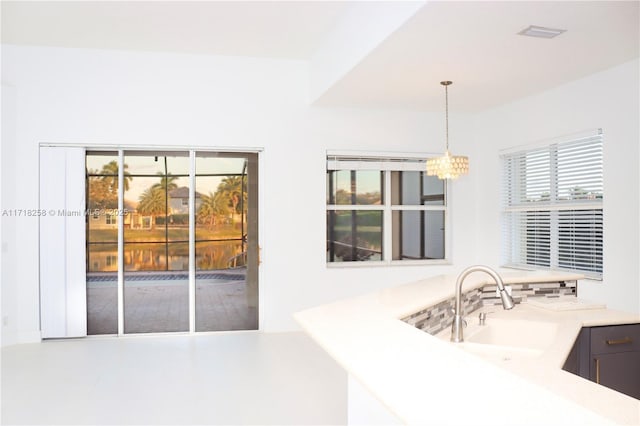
left=517, top=25, right=566, bottom=39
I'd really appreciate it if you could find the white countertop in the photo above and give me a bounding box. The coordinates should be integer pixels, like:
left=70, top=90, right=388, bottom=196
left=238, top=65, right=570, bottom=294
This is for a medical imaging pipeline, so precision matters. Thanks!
left=294, top=270, right=640, bottom=425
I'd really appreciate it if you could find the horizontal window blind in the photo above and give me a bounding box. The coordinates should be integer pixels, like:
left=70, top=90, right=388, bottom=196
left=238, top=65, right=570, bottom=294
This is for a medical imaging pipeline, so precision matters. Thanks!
left=327, top=156, right=427, bottom=172
left=558, top=209, right=603, bottom=274
left=501, top=131, right=603, bottom=278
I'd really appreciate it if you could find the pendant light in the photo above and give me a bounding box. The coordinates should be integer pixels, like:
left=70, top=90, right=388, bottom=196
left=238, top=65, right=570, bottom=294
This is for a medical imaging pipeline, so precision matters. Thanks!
left=426, top=81, right=469, bottom=180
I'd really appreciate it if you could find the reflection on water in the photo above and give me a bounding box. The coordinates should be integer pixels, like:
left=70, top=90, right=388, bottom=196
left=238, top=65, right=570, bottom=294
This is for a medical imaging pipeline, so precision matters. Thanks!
left=88, top=241, right=244, bottom=272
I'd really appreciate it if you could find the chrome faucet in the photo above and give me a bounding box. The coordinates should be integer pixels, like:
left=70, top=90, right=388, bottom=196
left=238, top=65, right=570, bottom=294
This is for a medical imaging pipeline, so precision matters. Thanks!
left=451, top=265, right=514, bottom=342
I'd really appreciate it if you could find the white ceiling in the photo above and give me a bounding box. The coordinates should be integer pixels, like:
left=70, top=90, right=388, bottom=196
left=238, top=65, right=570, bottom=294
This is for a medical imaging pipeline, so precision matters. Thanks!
left=1, top=1, right=348, bottom=59
left=2, top=1, right=639, bottom=112
left=315, top=1, right=640, bottom=111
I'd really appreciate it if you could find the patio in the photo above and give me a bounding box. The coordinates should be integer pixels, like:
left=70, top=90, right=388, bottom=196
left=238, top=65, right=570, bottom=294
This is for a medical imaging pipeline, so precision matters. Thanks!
left=87, top=269, right=257, bottom=334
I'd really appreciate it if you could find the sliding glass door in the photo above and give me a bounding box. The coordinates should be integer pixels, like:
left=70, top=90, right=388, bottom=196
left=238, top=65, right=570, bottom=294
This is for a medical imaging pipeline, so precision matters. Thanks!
left=194, top=153, right=258, bottom=331
left=86, top=151, right=119, bottom=335
left=123, top=151, right=190, bottom=333
left=85, top=149, right=259, bottom=335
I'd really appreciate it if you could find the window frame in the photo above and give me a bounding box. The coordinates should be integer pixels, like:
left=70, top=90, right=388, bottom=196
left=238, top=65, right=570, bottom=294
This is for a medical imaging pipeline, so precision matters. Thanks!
left=326, top=152, right=450, bottom=267
left=500, top=130, right=603, bottom=279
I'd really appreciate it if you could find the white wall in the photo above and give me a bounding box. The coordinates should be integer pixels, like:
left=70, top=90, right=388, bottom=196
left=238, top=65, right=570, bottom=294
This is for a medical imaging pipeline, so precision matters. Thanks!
left=1, top=82, right=20, bottom=346
left=5, top=45, right=635, bottom=346
left=0, top=45, right=477, bottom=345
left=309, top=0, right=425, bottom=102
left=468, top=59, right=640, bottom=314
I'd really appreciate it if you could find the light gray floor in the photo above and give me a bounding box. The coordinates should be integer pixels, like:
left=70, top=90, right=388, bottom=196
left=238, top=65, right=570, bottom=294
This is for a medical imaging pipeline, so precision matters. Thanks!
left=2, top=332, right=347, bottom=425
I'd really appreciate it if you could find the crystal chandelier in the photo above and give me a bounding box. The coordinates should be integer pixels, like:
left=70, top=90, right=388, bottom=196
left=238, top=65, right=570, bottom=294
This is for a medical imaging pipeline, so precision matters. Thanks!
left=426, top=81, right=469, bottom=180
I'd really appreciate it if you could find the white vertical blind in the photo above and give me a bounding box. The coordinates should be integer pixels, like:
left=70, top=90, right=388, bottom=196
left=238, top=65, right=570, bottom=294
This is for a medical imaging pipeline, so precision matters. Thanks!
left=501, top=131, right=603, bottom=278
left=39, top=146, right=87, bottom=338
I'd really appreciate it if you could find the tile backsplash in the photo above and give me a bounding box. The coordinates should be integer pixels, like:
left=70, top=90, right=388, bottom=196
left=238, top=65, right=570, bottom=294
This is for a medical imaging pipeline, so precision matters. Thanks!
left=402, top=280, right=577, bottom=336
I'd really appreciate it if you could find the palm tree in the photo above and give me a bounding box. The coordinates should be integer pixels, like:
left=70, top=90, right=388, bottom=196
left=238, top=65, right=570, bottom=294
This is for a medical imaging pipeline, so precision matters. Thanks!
left=137, top=188, right=166, bottom=229
left=136, top=174, right=180, bottom=229
left=100, top=160, right=132, bottom=192
left=152, top=173, right=178, bottom=192
left=217, top=176, right=247, bottom=215
left=198, top=191, right=229, bottom=229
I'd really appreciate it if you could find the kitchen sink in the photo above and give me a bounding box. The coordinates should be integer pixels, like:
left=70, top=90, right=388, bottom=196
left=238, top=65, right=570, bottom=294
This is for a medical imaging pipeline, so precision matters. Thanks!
left=435, top=315, right=558, bottom=359
left=464, top=318, right=558, bottom=351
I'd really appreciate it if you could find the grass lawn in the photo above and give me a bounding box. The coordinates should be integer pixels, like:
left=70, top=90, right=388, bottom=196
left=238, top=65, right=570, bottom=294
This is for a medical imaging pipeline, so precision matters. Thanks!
left=89, top=224, right=242, bottom=244
left=331, top=226, right=382, bottom=248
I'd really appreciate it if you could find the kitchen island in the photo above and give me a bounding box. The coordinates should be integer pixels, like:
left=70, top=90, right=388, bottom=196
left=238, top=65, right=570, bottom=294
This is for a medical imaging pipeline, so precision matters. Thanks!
left=294, top=270, right=640, bottom=425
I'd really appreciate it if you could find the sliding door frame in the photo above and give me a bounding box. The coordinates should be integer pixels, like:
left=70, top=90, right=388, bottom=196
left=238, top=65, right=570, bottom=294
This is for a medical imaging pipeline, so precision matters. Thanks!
left=42, top=143, right=264, bottom=336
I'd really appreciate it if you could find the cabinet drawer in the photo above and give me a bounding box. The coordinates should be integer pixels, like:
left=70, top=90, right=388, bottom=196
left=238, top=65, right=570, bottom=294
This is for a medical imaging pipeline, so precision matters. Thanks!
left=590, top=323, right=640, bottom=355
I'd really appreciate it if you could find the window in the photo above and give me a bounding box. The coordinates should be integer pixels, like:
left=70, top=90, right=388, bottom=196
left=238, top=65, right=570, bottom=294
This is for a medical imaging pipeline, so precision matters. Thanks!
left=105, top=254, right=117, bottom=267
left=501, top=131, right=603, bottom=278
left=105, top=213, right=116, bottom=225
left=326, top=154, right=448, bottom=264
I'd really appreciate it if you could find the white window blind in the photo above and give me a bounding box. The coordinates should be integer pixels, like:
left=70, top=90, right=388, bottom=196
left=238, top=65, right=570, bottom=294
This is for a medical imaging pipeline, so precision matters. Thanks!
left=501, top=131, right=603, bottom=278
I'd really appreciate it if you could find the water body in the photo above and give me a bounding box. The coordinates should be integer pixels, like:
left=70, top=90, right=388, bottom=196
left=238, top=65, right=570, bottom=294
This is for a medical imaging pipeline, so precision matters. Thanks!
left=87, top=240, right=244, bottom=272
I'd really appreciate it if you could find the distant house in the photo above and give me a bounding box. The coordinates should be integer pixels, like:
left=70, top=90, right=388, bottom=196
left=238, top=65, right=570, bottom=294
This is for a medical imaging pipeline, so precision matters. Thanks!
left=168, top=187, right=202, bottom=215
left=90, top=189, right=203, bottom=230
left=89, top=200, right=155, bottom=230
left=126, top=210, right=153, bottom=230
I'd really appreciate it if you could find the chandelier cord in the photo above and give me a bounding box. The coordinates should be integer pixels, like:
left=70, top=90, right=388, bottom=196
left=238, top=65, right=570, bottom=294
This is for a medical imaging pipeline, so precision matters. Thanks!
left=445, top=83, right=449, bottom=152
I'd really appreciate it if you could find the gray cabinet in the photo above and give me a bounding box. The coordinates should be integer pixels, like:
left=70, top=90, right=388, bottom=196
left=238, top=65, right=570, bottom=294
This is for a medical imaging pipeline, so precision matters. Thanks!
left=563, top=323, right=640, bottom=400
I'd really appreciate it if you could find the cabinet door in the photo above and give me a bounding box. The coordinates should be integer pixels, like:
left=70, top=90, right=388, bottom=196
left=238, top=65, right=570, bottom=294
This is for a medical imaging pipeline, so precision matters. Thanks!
left=590, top=351, right=640, bottom=400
